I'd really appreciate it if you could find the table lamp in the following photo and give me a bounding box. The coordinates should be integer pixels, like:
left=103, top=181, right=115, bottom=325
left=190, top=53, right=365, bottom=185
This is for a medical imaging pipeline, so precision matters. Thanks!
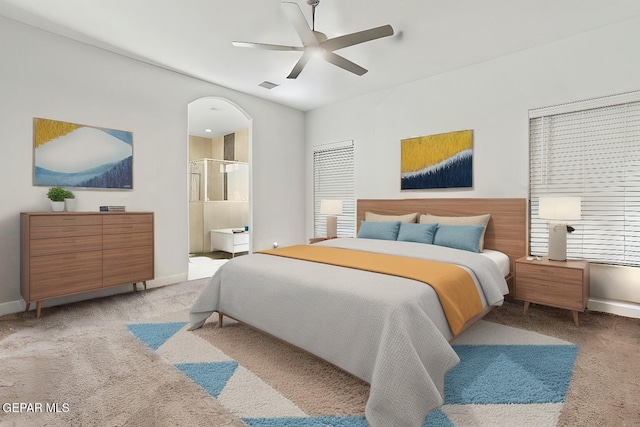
left=538, top=196, right=581, bottom=261
left=320, top=199, right=343, bottom=238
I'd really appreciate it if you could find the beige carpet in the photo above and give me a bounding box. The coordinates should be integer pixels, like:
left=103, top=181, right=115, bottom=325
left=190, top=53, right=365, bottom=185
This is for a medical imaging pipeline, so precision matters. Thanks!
left=483, top=298, right=640, bottom=427
left=0, top=279, right=245, bottom=427
left=190, top=316, right=370, bottom=418
left=1, top=280, right=639, bottom=426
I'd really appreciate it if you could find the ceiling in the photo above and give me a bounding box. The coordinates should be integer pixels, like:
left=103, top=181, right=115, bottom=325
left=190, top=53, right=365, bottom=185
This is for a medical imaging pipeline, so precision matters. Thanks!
left=2, top=0, right=640, bottom=133
left=187, top=97, right=249, bottom=138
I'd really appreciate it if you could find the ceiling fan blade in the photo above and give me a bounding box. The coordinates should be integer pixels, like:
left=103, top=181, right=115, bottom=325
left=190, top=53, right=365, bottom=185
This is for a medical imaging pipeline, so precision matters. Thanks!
left=232, top=41, right=303, bottom=51
left=287, top=50, right=313, bottom=79
left=321, top=24, right=394, bottom=51
left=322, top=51, right=368, bottom=76
left=281, top=1, right=319, bottom=46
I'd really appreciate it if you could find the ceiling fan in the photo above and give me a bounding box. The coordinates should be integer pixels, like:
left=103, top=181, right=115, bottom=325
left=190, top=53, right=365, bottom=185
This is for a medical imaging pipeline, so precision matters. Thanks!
left=232, top=0, right=394, bottom=79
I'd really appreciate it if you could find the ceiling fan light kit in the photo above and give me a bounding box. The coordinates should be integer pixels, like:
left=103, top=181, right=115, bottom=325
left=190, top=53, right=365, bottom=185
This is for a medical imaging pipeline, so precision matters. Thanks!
left=232, top=0, right=394, bottom=79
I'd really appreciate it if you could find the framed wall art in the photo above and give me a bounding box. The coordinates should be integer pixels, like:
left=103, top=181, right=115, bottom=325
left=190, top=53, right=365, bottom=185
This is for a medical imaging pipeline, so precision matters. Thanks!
left=401, top=129, right=473, bottom=190
left=33, top=118, right=133, bottom=189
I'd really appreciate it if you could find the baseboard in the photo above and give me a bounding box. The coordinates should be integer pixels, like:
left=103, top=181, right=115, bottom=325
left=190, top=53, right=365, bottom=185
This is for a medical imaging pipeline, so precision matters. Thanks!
left=0, top=273, right=188, bottom=318
left=145, top=274, right=188, bottom=289
left=588, top=297, right=640, bottom=319
left=0, top=299, right=26, bottom=317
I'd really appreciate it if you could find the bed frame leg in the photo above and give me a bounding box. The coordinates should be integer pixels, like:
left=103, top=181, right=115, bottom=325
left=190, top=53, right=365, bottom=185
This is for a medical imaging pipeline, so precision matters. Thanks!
left=218, top=312, right=223, bottom=328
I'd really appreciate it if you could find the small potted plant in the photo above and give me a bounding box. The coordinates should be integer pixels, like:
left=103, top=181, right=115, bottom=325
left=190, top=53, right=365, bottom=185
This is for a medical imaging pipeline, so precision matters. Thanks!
left=63, top=189, right=76, bottom=212
left=46, top=186, right=66, bottom=211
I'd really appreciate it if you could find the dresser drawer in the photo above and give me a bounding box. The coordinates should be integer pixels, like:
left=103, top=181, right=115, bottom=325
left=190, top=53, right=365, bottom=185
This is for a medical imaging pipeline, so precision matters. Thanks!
left=103, top=232, right=153, bottom=250
left=30, top=222, right=102, bottom=240
left=516, top=263, right=582, bottom=285
left=30, top=215, right=102, bottom=228
left=30, top=235, right=102, bottom=257
left=103, top=214, right=152, bottom=227
left=103, top=222, right=153, bottom=235
left=103, top=247, right=153, bottom=286
left=30, top=251, right=103, bottom=300
left=103, top=214, right=152, bottom=224
left=516, top=276, right=584, bottom=311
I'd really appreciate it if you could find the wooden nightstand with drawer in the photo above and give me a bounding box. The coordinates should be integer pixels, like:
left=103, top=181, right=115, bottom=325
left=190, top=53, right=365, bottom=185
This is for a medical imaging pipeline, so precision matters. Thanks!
left=515, top=256, right=590, bottom=326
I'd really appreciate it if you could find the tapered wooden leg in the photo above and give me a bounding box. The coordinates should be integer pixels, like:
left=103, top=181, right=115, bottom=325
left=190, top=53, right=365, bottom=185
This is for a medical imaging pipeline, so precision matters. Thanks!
left=523, top=301, right=530, bottom=315
left=572, top=310, right=580, bottom=326
left=36, top=301, right=42, bottom=319
left=132, top=282, right=147, bottom=292
left=24, top=302, right=30, bottom=312
left=218, top=312, right=223, bottom=328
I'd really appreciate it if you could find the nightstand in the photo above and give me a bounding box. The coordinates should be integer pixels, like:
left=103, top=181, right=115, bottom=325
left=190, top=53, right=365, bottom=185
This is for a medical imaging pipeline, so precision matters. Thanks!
left=515, top=256, right=590, bottom=326
left=308, top=237, right=336, bottom=244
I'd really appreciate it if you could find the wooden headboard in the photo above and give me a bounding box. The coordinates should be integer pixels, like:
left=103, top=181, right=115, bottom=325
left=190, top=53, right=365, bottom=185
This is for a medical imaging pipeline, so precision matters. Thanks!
left=357, top=198, right=527, bottom=282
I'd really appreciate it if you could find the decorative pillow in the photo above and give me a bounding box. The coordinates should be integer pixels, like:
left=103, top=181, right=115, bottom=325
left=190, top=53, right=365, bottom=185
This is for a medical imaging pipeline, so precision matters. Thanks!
left=433, top=224, right=485, bottom=253
left=419, top=213, right=490, bottom=251
left=396, top=223, right=438, bottom=244
left=365, top=211, right=418, bottom=223
left=357, top=221, right=401, bottom=240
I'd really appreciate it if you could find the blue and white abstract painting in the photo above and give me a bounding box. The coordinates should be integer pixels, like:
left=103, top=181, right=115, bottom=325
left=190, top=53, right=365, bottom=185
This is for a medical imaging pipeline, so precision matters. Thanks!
left=34, top=118, right=133, bottom=189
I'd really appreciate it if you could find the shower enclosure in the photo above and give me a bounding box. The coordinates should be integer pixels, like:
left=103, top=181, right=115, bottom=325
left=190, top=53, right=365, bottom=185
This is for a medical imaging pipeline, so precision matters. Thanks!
left=189, top=159, right=248, bottom=202
left=189, top=158, right=249, bottom=253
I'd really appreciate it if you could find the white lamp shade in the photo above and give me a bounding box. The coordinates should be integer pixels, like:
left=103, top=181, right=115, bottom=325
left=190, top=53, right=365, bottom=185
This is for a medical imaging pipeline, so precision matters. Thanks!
left=538, top=196, right=581, bottom=220
left=320, top=199, right=343, bottom=215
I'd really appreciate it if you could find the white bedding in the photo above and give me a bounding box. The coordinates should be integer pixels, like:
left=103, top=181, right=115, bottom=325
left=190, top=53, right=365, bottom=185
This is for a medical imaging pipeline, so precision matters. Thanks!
left=189, top=238, right=509, bottom=426
left=480, top=248, right=510, bottom=277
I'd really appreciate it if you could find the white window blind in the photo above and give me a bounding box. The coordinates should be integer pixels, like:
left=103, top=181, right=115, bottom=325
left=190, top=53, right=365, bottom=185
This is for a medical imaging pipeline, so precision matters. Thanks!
left=313, top=140, right=355, bottom=237
left=529, top=91, right=640, bottom=266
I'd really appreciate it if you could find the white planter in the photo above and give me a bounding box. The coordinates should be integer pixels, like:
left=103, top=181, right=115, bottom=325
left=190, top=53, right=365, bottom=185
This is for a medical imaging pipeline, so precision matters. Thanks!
left=65, top=198, right=76, bottom=212
left=50, top=201, right=65, bottom=212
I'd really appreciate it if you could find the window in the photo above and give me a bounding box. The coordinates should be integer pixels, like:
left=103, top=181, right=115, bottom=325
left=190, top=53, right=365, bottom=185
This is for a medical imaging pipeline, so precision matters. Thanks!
left=529, top=91, right=640, bottom=266
left=313, top=140, right=355, bottom=237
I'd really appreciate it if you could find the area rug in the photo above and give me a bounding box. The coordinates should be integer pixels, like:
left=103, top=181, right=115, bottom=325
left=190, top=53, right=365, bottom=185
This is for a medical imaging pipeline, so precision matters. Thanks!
left=128, top=313, right=577, bottom=427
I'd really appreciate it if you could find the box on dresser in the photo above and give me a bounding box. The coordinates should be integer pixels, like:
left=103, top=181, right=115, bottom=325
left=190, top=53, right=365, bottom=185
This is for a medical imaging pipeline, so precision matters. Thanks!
left=20, top=212, right=154, bottom=318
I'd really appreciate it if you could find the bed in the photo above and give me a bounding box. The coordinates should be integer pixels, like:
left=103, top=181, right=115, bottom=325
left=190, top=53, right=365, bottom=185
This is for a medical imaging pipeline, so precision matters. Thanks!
left=189, top=198, right=527, bottom=427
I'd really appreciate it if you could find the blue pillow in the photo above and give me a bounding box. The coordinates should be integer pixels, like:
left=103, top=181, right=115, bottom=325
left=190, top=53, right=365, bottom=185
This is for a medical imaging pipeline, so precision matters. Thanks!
left=433, top=224, right=485, bottom=253
left=357, top=221, right=401, bottom=240
left=397, top=223, right=438, bottom=244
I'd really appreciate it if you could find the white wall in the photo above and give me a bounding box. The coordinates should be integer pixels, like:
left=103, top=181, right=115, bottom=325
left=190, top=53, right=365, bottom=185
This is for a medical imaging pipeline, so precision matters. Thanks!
left=305, top=16, right=640, bottom=317
left=0, top=16, right=305, bottom=315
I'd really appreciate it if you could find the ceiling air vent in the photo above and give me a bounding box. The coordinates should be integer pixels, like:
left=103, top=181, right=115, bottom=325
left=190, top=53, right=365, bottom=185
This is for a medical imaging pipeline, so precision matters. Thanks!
left=258, top=81, right=279, bottom=90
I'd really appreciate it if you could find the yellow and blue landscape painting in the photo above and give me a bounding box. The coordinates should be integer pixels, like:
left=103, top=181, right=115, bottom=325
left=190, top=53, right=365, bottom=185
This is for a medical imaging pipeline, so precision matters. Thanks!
left=34, top=118, right=133, bottom=189
left=401, top=130, right=472, bottom=190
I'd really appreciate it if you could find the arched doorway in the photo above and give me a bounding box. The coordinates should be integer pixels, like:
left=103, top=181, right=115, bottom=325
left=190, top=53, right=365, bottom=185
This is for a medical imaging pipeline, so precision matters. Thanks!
left=187, top=97, right=252, bottom=279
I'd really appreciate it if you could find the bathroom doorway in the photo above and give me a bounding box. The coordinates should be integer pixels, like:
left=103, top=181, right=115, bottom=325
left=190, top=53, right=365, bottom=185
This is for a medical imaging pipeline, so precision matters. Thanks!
left=187, top=97, right=252, bottom=279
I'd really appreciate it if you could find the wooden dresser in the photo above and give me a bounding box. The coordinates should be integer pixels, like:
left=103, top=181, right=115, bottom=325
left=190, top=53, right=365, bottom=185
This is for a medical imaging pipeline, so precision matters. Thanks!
left=21, top=212, right=154, bottom=317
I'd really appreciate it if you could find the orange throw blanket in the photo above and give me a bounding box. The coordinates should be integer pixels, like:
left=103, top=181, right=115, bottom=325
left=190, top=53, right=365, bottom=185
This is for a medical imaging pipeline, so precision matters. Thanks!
left=259, top=245, right=483, bottom=335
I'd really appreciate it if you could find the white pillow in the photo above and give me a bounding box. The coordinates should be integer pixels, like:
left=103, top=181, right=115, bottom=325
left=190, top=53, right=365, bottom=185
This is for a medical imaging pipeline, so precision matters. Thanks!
left=420, top=213, right=490, bottom=251
left=365, top=211, right=418, bottom=223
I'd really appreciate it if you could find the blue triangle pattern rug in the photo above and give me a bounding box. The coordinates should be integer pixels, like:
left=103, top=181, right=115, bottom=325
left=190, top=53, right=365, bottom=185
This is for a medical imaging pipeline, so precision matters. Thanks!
left=127, top=317, right=577, bottom=426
